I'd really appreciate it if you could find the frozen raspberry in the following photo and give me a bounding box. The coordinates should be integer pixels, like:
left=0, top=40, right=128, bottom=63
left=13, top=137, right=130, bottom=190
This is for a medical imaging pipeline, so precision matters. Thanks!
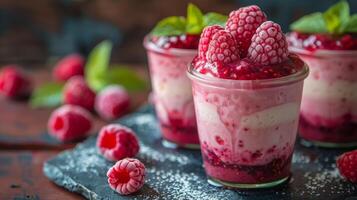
left=206, top=30, right=240, bottom=64
left=95, top=85, right=130, bottom=121
left=63, top=76, right=96, bottom=111
left=53, top=54, right=85, bottom=81
left=198, top=25, right=224, bottom=59
left=225, top=5, right=267, bottom=57
left=107, top=158, right=145, bottom=195
left=97, top=124, right=139, bottom=161
left=0, top=66, right=32, bottom=99
left=248, top=21, right=288, bottom=65
left=47, top=105, right=93, bottom=142
left=337, top=150, right=357, bottom=183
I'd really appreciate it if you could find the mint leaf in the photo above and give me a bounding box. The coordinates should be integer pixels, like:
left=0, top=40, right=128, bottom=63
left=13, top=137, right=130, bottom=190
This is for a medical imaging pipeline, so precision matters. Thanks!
left=151, top=16, right=186, bottom=36
left=344, top=14, right=357, bottom=32
left=85, top=40, right=112, bottom=91
left=106, top=66, right=148, bottom=91
left=30, top=82, right=64, bottom=108
left=186, top=3, right=204, bottom=34
left=323, top=0, right=350, bottom=34
left=290, top=12, right=328, bottom=33
left=203, top=12, right=227, bottom=27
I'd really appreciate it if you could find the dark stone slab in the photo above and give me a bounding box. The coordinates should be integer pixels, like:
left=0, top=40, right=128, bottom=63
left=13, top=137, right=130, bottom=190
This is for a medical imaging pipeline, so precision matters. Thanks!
left=44, top=105, right=357, bottom=200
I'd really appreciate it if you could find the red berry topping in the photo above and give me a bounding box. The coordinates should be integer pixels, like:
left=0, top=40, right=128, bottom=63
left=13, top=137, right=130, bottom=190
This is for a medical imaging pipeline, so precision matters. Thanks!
left=151, top=34, right=200, bottom=49
left=47, top=105, right=93, bottom=142
left=248, top=21, right=288, bottom=65
left=225, top=5, right=267, bottom=57
left=95, top=85, right=130, bottom=121
left=206, top=30, right=240, bottom=64
left=337, top=150, right=357, bottom=183
left=0, top=66, right=32, bottom=99
left=97, top=124, right=139, bottom=161
left=107, top=158, right=145, bottom=195
left=53, top=54, right=85, bottom=81
left=63, top=76, right=96, bottom=111
left=198, top=25, right=224, bottom=59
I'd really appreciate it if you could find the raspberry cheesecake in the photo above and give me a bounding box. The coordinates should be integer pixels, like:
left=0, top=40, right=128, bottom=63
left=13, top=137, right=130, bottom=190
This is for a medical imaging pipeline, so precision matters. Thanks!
left=187, top=5, right=308, bottom=188
left=288, top=1, right=357, bottom=147
left=144, top=4, right=226, bottom=148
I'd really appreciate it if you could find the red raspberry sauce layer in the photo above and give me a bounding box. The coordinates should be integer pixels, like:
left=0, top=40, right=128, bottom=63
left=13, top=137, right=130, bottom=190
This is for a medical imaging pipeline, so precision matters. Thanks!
left=193, top=54, right=304, bottom=80
left=287, top=31, right=357, bottom=51
left=151, top=34, right=200, bottom=49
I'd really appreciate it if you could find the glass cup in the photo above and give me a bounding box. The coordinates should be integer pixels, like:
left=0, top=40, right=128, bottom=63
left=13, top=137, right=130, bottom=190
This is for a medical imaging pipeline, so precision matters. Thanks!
left=144, top=37, right=199, bottom=149
left=290, top=47, right=357, bottom=148
left=187, top=64, right=308, bottom=188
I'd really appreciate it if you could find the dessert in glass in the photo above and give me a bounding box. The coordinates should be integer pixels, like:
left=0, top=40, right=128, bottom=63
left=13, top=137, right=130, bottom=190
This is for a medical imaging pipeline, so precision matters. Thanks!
left=288, top=0, right=357, bottom=147
left=144, top=4, right=226, bottom=148
left=188, top=5, right=308, bottom=188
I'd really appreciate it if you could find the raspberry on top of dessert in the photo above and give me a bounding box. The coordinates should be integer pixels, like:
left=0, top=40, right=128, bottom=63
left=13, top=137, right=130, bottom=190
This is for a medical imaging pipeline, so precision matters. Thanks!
left=288, top=0, right=357, bottom=51
left=193, top=5, right=303, bottom=80
left=149, top=3, right=227, bottom=50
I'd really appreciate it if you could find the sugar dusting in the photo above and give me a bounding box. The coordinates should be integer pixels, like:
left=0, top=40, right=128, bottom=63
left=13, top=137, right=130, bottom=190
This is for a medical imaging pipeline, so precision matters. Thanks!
left=139, top=144, right=191, bottom=165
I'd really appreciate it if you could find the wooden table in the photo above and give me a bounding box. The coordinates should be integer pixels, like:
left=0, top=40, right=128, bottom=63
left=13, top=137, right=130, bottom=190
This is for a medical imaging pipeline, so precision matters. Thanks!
left=0, top=68, right=149, bottom=199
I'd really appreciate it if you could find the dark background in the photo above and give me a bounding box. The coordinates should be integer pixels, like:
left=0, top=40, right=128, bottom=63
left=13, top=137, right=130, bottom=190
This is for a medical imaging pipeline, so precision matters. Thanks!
left=0, top=0, right=356, bottom=67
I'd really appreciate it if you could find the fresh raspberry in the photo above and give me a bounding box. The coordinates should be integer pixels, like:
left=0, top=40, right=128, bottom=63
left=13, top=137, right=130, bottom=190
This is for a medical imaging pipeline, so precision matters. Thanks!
left=53, top=54, right=85, bottom=81
left=97, top=124, right=139, bottom=161
left=225, top=5, right=267, bottom=57
left=63, top=76, right=96, bottom=111
left=0, top=66, right=32, bottom=99
left=47, top=105, right=93, bottom=142
left=206, top=30, right=240, bottom=64
left=248, top=21, right=288, bottom=65
left=337, top=150, right=357, bottom=183
left=107, top=158, right=145, bottom=195
left=198, top=25, right=224, bottom=59
left=95, top=85, right=130, bottom=121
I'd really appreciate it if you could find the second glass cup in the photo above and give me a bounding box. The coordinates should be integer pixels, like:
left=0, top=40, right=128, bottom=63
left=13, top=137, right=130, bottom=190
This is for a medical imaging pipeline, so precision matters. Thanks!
left=144, top=37, right=199, bottom=148
left=188, top=64, right=308, bottom=188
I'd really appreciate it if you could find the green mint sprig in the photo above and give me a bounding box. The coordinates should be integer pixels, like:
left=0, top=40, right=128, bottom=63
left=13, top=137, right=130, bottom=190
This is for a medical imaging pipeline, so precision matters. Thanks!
left=151, top=3, right=227, bottom=36
left=30, top=41, right=147, bottom=108
left=290, top=0, right=357, bottom=34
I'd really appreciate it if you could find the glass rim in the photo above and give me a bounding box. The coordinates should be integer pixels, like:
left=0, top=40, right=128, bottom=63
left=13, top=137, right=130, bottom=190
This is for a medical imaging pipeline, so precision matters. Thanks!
left=187, top=62, right=309, bottom=89
left=289, top=46, right=357, bottom=57
left=143, top=35, right=197, bottom=56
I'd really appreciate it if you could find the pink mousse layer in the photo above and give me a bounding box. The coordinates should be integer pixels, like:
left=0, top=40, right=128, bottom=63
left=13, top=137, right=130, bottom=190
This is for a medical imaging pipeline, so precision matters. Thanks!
left=297, top=51, right=357, bottom=143
left=146, top=45, right=199, bottom=145
left=191, top=78, right=303, bottom=183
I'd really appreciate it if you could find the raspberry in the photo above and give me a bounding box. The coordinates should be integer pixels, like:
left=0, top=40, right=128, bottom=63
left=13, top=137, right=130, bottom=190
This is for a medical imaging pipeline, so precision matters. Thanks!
left=95, top=85, right=130, bottom=121
left=206, top=30, right=240, bottom=64
left=248, top=21, right=288, bottom=65
left=0, top=66, right=32, bottom=99
left=107, top=158, right=145, bottom=195
left=97, top=124, right=139, bottom=161
left=63, top=76, right=96, bottom=111
left=47, top=105, right=93, bottom=142
left=198, top=25, right=224, bottom=59
left=53, top=54, right=85, bottom=81
left=337, top=150, right=357, bottom=183
left=225, top=5, right=267, bottom=57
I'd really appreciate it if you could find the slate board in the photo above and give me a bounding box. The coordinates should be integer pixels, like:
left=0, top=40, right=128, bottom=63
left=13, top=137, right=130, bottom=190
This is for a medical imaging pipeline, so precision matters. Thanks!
left=44, top=105, right=357, bottom=200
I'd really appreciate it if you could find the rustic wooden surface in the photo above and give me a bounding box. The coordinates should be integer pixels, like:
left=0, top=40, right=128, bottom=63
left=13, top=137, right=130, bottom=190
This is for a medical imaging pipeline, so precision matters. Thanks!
left=0, top=67, right=150, bottom=199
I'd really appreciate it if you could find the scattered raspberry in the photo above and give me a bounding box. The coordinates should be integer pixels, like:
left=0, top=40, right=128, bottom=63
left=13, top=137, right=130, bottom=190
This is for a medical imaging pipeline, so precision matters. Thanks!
left=47, top=105, right=93, bottom=142
left=107, top=158, right=145, bottom=195
left=206, top=30, right=240, bottom=64
left=0, top=66, right=32, bottom=99
left=53, top=54, right=85, bottom=81
left=97, top=124, right=139, bottom=161
left=248, top=21, right=288, bottom=65
left=95, top=85, right=130, bottom=121
left=63, top=76, right=96, bottom=111
left=337, top=150, right=357, bottom=183
left=198, top=25, right=224, bottom=59
left=225, top=5, right=267, bottom=57
left=152, top=34, right=200, bottom=49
